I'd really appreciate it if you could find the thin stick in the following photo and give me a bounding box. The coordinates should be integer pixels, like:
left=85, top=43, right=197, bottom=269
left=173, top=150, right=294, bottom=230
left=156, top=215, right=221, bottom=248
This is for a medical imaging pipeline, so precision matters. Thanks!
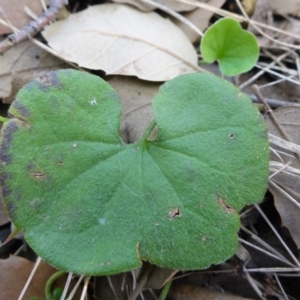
left=241, top=226, right=290, bottom=262
left=67, top=275, right=85, bottom=300
left=255, top=64, right=300, bottom=86
left=239, top=52, right=290, bottom=89
left=0, top=0, right=66, bottom=55
left=254, top=204, right=300, bottom=267
left=239, top=238, right=295, bottom=267
left=249, top=94, right=300, bottom=108
left=244, top=271, right=266, bottom=300
left=252, top=84, right=291, bottom=142
left=245, top=267, right=300, bottom=273
left=128, top=264, right=155, bottom=300
left=141, top=0, right=203, bottom=37
left=60, top=272, right=73, bottom=300
left=79, top=276, right=90, bottom=300
left=18, top=256, right=42, bottom=300
left=107, top=276, right=119, bottom=300
left=269, top=180, right=300, bottom=210
left=274, top=273, right=289, bottom=300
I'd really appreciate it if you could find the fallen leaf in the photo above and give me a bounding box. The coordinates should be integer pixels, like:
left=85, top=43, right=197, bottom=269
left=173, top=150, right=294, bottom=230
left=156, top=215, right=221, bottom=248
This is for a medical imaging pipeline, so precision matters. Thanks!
left=173, top=0, right=226, bottom=43
left=144, top=266, right=177, bottom=289
left=0, top=256, right=82, bottom=299
left=268, top=0, right=300, bottom=17
left=0, top=0, right=50, bottom=34
left=249, top=0, right=300, bottom=47
left=266, top=106, right=300, bottom=248
left=42, top=4, right=199, bottom=81
left=108, top=76, right=159, bottom=143
left=111, top=0, right=196, bottom=12
left=0, top=39, right=67, bottom=102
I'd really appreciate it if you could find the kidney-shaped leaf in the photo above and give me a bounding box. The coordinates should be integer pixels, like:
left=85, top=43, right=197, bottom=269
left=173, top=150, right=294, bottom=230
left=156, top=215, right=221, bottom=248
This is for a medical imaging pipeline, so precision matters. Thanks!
left=42, top=4, right=198, bottom=81
left=0, top=70, right=269, bottom=275
left=200, top=18, right=259, bottom=76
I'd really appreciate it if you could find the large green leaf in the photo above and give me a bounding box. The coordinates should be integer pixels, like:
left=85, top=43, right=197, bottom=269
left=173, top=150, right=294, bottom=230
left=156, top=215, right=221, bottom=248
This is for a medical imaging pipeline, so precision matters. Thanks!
left=200, top=18, right=259, bottom=76
left=0, top=70, right=269, bottom=275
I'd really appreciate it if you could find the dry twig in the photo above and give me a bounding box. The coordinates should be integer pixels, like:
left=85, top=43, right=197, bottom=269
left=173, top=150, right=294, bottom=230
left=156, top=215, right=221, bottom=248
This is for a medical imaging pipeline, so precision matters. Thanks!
left=0, top=0, right=66, bottom=55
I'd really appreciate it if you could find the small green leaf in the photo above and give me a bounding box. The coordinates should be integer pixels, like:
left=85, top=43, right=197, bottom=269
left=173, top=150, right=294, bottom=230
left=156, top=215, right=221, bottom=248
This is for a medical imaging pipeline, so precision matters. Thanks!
left=200, top=18, right=259, bottom=76
left=0, top=70, right=269, bottom=275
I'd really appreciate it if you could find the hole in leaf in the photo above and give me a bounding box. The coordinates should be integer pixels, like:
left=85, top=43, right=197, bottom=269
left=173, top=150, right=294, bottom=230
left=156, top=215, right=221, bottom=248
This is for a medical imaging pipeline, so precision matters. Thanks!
left=168, top=208, right=181, bottom=219
left=217, top=197, right=236, bottom=213
left=30, top=172, right=46, bottom=180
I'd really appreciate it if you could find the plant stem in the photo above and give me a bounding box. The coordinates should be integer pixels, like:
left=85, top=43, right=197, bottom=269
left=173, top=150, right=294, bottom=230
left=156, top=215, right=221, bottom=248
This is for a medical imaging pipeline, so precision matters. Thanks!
left=158, top=280, right=172, bottom=300
left=138, top=119, right=157, bottom=145
left=45, top=270, right=66, bottom=300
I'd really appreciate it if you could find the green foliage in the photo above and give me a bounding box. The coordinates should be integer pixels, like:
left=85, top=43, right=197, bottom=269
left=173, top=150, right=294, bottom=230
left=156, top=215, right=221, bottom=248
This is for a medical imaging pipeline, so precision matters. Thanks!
left=200, top=18, right=259, bottom=76
left=0, top=70, right=269, bottom=275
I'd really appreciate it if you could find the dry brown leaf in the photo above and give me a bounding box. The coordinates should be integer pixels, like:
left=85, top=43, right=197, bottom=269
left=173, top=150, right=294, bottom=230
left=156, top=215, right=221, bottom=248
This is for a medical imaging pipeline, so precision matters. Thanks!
left=268, top=0, right=300, bottom=17
left=250, top=0, right=300, bottom=46
left=0, top=256, right=82, bottom=299
left=108, top=76, right=159, bottom=142
left=266, top=106, right=300, bottom=248
left=0, top=39, right=68, bottom=102
left=269, top=172, right=300, bottom=248
left=173, top=0, right=226, bottom=43
left=111, top=0, right=196, bottom=12
left=42, top=4, right=199, bottom=81
left=0, top=0, right=50, bottom=34
left=144, top=266, right=177, bottom=289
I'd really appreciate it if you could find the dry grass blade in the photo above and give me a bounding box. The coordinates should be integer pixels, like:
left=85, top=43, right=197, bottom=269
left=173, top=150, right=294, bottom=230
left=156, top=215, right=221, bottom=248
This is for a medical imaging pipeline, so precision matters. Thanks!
left=245, top=267, right=300, bottom=273
left=239, top=238, right=295, bottom=267
left=18, top=257, right=42, bottom=300
left=239, top=51, right=290, bottom=89
left=274, top=273, right=289, bottom=300
left=244, top=271, right=266, bottom=300
left=79, top=276, right=90, bottom=300
left=66, top=275, right=84, bottom=300
left=140, top=0, right=203, bottom=36
left=60, top=272, right=73, bottom=300
left=269, top=134, right=300, bottom=154
left=254, top=204, right=300, bottom=267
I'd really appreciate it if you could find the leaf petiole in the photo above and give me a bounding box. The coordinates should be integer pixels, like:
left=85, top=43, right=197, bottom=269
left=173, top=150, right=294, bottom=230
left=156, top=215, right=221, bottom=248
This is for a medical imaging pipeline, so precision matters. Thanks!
left=137, top=119, right=157, bottom=145
left=45, top=270, right=66, bottom=300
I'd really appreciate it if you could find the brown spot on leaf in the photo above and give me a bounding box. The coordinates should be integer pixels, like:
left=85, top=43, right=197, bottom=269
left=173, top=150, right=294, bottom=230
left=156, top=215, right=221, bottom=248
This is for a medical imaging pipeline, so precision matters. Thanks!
left=217, top=197, right=236, bottom=213
left=13, top=118, right=30, bottom=128
left=168, top=208, right=181, bottom=219
left=30, top=172, right=46, bottom=180
left=35, top=71, right=63, bottom=91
